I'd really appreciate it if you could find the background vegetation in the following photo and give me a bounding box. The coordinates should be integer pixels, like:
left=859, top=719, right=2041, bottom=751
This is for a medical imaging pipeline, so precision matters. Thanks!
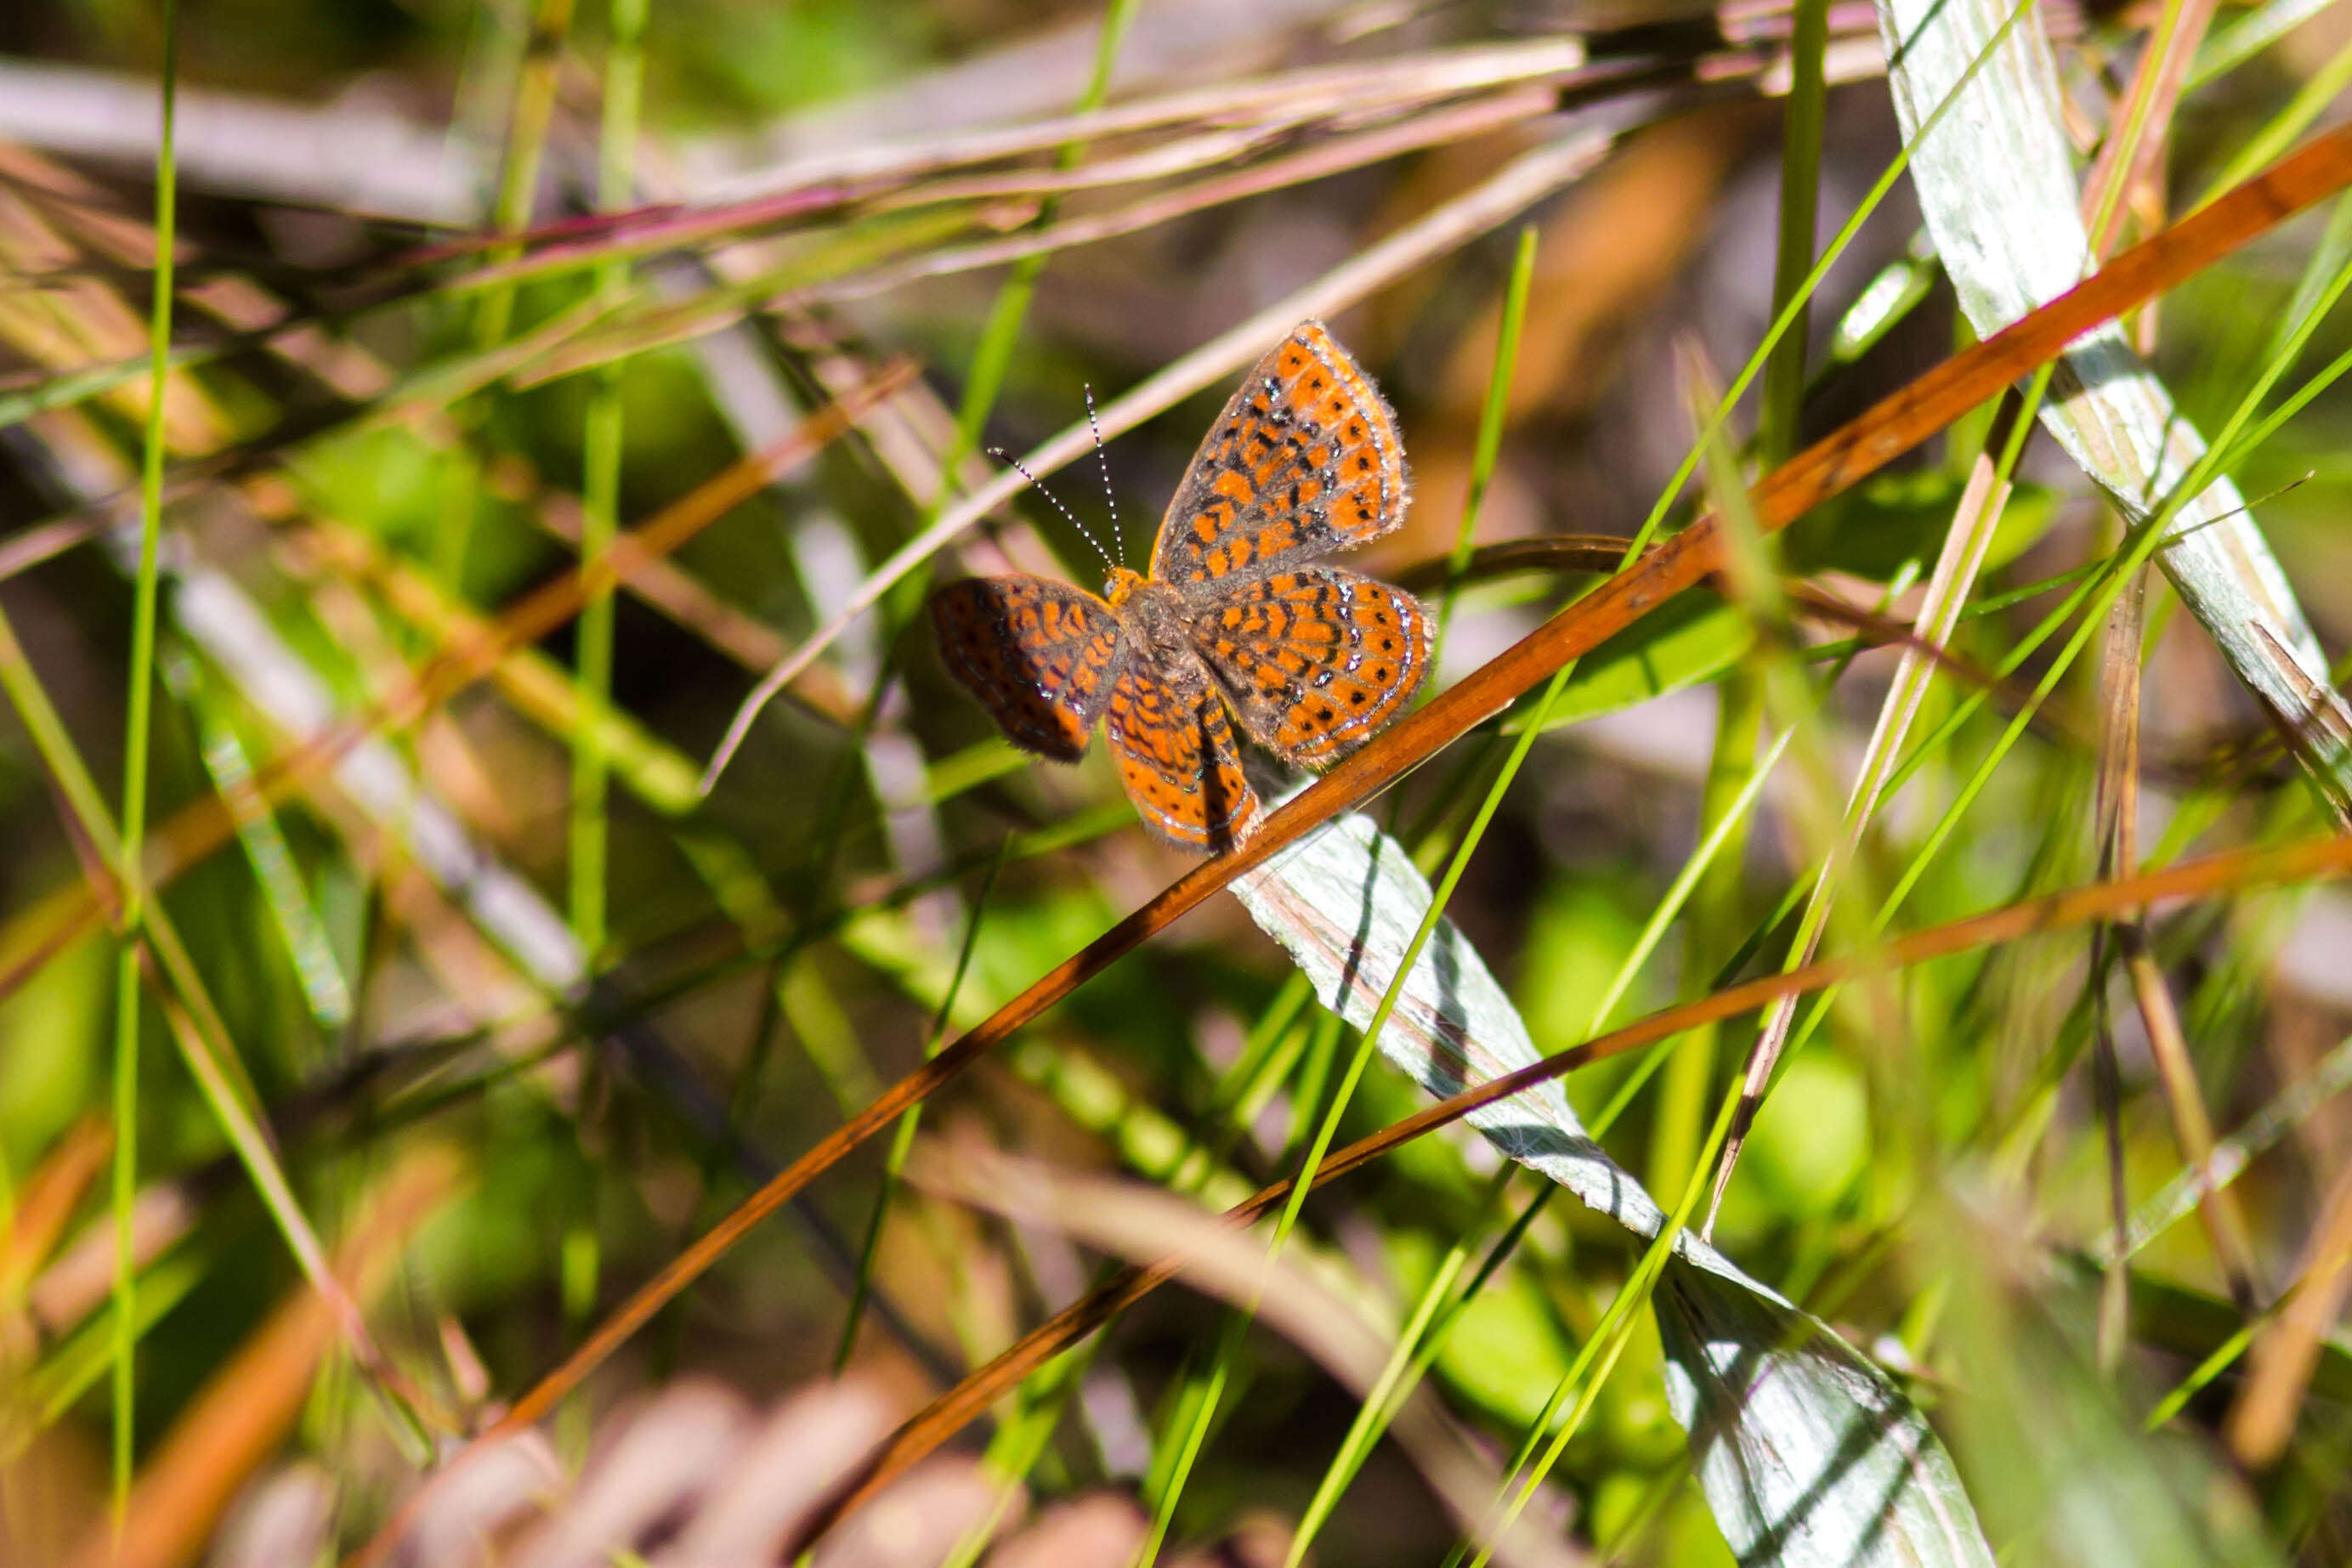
left=2, top=0, right=2352, bottom=1562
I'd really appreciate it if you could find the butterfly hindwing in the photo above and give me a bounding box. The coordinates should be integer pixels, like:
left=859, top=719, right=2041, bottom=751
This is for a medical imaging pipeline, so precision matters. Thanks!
left=1103, top=654, right=1260, bottom=851
left=1150, top=321, right=1408, bottom=591
left=929, top=575, right=1125, bottom=761
left=1190, top=567, right=1430, bottom=769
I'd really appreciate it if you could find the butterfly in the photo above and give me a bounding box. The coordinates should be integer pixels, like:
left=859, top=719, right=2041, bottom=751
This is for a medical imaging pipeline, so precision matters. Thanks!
left=929, top=320, right=1430, bottom=853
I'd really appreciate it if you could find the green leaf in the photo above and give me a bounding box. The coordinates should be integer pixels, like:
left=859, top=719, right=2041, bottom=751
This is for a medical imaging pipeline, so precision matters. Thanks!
left=1780, top=471, right=2054, bottom=582
left=1525, top=596, right=1754, bottom=733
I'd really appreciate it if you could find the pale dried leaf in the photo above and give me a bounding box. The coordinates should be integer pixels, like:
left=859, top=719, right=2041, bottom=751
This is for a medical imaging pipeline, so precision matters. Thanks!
left=1233, top=812, right=1997, bottom=1568
left=1876, top=0, right=2352, bottom=818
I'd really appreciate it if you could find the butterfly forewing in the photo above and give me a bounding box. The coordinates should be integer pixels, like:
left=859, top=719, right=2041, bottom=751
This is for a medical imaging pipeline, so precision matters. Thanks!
left=929, top=575, right=1125, bottom=761
left=1103, top=656, right=1261, bottom=851
left=1191, top=567, right=1430, bottom=768
left=1150, top=321, right=1407, bottom=590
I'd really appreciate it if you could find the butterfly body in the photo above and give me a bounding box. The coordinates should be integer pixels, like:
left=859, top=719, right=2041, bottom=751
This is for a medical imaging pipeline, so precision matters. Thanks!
left=931, top=322, right=1430, bottom=852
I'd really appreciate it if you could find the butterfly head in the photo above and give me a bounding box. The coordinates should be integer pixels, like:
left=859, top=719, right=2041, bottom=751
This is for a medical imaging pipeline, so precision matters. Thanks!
left=1103, top=565, right=1148, bottom=607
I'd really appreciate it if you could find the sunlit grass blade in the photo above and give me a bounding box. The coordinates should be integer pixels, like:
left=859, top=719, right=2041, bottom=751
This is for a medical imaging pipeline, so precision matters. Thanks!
left=110, top=0, right=182, bottom=1512
left=835, top=836, right=1008, bottom=1370
left=1431, top=224, right=1537, bottom=670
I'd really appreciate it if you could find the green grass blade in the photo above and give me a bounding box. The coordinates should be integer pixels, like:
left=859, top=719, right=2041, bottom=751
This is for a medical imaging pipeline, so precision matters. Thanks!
left=1760, top=0, right=1831, bottom=463
left=1432, top=224, right=1538, bottom=668
left=834, top=837, right=1008, bottom=1370
left=111, top=0, right=181, bottom=1510
left=1284, top=1166, right=1520, bottom=1565
left=569, top=0, right=650, bottom=969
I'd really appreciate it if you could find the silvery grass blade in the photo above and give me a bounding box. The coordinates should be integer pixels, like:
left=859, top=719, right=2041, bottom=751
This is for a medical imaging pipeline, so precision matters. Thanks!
left=1232, top=811, right=1996, bottom=1568
left=1875, top=0, right=2352, bottom=817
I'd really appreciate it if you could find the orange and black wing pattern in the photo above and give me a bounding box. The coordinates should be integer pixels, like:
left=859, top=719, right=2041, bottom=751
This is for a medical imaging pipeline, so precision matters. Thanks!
left=1191, top=567, right=1429, bottom=769
left=1103, top=656, right=1260, bottom=852
left=1150, top=321, right=1408, bottom=590
left=929, top=575, right=1125, bottom=760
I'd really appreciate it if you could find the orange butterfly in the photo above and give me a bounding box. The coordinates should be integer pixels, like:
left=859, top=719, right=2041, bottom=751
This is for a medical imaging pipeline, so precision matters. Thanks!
left=931, top=321, right=1429, bottom=852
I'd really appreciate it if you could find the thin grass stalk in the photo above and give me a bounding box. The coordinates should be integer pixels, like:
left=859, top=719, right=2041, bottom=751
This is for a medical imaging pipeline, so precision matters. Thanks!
left=159, top=650, right=351, bottom=1029
left=1459, top=1090, right=1745, bottom=1568
left=2104, top=1030, right=2352, bottom=1267
left=1592, top=561, right=1935, bottom=1152
left=1760, top=0, right=1830, bottom=462
left=2120, top=924, right=2264, bottom=1300
left=437, top=0, right=576, bottom=602
left=1285, top=1165, right=1520, bottom=1565
left=1703, top=444, right=2015, bottom=1227
left=1752, top=361, right=2081, bottom=1118
left=1361, top=1180, right=1561, bottom=1441
left=2145, top=1293, right=2272, bottom=1432
left=2089, top=563, right=2149, bottom=1369
left=570, top=0, right=648, bottom=964
left=938, top=1344, right=1105, bottom=1568
left=1432, top=225, right=1537, bottom=671
left=23, top=1254, right=205, bottom=1440
left=1684, top=348, right=1887, bottom=1230
left=1136, top=1002, right=1342, bottom=1543
left=1652, top=677, right=1764, bottom=1204
left=2167, top=1163, right=2352, bottom=1452
left=2200, top=30, right=2352, bottom=200
left=111, top=0, right=179, bottom=1513
left=2080, top=0, right=2216, bottom=261
left=834, top=840, right=1006, bottom=1370
left=548, top=0, right=648, bottom=1412
left=473, top=0, right=575, bottom=348
left=2088, top=508, right=2261, bottom=1316
left=2190, top=0, right=2335, bottom=82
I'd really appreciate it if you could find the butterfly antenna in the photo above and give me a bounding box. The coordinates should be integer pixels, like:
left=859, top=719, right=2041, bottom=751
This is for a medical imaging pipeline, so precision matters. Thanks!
left=989, top=447, right=1114, bottom=573
left=1085, top=385, right=1124, bottom=566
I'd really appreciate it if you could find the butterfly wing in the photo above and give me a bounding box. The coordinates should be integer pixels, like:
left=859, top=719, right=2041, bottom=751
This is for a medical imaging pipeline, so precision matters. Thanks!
left=1191, top=567, right=1430, bottom=770
left=1150, top=321, right=1408, bottom=590
left=930, top=575, right=1126, bottom=760
left=1104, top=654, right=1261, bottom=852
